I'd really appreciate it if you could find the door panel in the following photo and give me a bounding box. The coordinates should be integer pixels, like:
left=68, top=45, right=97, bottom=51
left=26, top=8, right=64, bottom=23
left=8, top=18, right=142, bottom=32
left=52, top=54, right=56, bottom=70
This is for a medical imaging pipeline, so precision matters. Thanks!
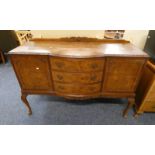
left=103, top=58, right=145, bottom=92
left=11, top=55, right=52, bottom=90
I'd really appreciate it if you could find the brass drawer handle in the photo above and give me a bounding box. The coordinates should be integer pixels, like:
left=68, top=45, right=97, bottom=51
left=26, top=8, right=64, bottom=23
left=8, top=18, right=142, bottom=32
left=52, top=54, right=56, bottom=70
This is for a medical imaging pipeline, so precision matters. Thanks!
left=36, top=67, right=40, bottom=70
left=58, top=86, right=65, bottom=90
left=55, top=62, right=64, bottom=68
left=57, top=75, right=63, bottom=80
left=90, top=75, right=97, bottom=81
left=90, top=63, right=98, bottom=69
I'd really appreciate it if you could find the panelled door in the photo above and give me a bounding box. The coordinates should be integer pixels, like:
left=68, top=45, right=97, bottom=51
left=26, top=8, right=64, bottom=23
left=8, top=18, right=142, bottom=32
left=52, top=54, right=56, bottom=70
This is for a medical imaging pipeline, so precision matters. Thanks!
left=11, top=55, right=52, bottom=91
left=102, top=57, right=145, bottom=93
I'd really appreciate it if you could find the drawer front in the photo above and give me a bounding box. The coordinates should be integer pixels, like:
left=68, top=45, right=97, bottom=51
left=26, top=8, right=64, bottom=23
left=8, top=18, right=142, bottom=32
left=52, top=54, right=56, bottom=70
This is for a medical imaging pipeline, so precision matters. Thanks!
left=50, top=58, right=104, bottom=72
left=11, top=55, right=52, bottom=90
left=52, top=71, right=103, bottom=84
left=54, top=83, right=101, bottom=95
left=142, top=101, right=155, bottom=112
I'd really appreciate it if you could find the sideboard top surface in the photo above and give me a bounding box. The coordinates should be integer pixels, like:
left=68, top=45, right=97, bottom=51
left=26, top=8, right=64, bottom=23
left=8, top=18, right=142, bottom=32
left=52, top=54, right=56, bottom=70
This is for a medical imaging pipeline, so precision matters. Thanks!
left=9, top=38, right=149, bottom=58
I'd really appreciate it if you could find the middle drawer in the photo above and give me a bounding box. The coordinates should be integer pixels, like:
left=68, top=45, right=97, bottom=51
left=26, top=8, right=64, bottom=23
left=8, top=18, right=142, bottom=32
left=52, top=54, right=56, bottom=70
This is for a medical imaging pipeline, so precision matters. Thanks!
left=52, top=71, right=103, bottom=84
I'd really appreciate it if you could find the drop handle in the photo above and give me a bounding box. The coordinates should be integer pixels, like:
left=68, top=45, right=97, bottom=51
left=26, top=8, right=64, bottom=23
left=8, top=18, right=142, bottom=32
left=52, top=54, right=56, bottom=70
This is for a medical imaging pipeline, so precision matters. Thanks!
left=91, top=63, right=98, bottom=69
left=57, top=75, right=63, bottom=80
left=90, top=75, right=97, bottom=81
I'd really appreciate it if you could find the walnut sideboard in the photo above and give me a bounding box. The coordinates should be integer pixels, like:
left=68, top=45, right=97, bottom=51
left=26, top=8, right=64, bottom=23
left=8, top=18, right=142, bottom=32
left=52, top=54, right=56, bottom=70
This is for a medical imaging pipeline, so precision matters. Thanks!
left=8, top=38, right=149, bottom=117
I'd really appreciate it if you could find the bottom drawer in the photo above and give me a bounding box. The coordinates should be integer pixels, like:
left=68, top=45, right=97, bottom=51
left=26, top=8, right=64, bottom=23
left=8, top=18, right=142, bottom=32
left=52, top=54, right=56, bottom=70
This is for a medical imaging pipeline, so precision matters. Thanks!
left=142, top=101, right=155, bottom=112
left=54, top=83, right=101, bottom=95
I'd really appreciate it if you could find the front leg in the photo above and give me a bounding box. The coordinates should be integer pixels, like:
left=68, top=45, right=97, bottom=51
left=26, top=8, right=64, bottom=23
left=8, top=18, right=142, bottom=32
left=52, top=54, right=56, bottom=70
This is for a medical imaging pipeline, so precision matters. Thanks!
left=0, top=51, right=5, bottom=64
left=123, top=98, right=135, bottom=118
left=21, top=93, right=32, bottom=115
left=134, top=111, right=144, bottom=118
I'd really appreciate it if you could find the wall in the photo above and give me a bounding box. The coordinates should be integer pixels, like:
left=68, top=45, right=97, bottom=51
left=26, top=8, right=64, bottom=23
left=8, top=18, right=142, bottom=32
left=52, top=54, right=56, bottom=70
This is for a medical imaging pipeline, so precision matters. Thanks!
left=31, top=30, right=105, bottom=39
left=31, top=30, right=149, bottom=49
left=124, top=30, right=149, bottom=49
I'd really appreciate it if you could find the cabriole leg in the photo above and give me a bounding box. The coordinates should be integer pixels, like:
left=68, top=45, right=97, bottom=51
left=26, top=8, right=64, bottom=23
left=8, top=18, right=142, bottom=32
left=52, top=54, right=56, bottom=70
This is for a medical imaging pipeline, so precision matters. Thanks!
left=21, top=93, right=32, bottom=115
left=0, top=51, right=5, bottom=64
left=123, top=98, right=135, bottom=118
left=134, top=111, right=143, bottom=118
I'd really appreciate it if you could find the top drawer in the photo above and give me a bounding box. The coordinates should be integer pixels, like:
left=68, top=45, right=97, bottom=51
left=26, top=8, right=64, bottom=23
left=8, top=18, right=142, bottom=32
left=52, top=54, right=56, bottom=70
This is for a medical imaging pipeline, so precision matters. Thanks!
left=50, top=57, right=105, bottom=72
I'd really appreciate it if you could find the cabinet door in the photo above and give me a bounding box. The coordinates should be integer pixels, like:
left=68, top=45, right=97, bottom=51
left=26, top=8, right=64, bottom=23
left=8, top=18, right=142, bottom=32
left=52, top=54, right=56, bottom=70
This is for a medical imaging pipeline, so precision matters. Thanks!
left=11, top=55, right=52, bottom=91
left=103, top=58, right=145, bottom=92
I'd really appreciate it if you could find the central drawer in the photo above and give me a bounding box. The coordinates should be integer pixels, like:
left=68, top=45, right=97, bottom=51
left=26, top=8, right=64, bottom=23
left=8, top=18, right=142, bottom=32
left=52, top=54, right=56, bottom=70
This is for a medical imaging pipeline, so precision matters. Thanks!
left=52, top=71, right=103, bottom=84
left=54, top=83, right=101, bottom=95
left=50, top=57, right=104, bottom=95
left=50, top=57, right=104, bottom=72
